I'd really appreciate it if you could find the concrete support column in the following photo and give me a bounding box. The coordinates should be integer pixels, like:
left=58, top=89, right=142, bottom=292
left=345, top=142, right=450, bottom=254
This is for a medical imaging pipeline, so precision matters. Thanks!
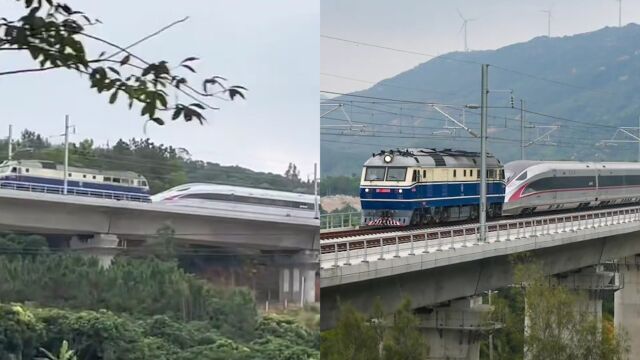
left=69, top=234, right=121, bottom=268
left=277, top=250, right=318, bottom=308
left=555, top=265, right=618, bottom=322
left=615, top=256, right=640, bottom=359
left=417, top=296, right=499, bottom=360
left=525, top=265, right=619, bottom=359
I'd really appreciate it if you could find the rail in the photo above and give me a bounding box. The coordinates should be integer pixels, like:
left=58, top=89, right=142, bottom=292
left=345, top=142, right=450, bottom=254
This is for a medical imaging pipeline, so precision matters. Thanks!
left=0, top=181, right=150, bottom=203
left=320, top=206, right=640, bottom=269
left=321, top=211, right=361, bottom=230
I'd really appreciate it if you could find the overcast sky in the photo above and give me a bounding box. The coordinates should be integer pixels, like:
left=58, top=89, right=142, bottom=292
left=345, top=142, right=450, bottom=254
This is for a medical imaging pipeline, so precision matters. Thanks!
left=2, top=0, right=319, bottom=177
left=322, top=0, right=640, bottom=95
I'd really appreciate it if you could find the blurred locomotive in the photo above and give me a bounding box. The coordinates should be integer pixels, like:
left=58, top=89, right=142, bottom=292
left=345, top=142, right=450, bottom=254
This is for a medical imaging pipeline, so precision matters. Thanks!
left=0, top=159, right=150, bottom=201
left=360, top=149, right=640, bottom=227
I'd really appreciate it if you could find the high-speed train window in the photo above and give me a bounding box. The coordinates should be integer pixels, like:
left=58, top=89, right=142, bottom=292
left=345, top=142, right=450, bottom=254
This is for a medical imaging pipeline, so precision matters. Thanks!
left=365, top=167, right=386, bottom=181
left=524, top=176, right=596, bottom=194
left=516, top=172, right=527, bottom=181
left=386, top=167, right=407, bottom=181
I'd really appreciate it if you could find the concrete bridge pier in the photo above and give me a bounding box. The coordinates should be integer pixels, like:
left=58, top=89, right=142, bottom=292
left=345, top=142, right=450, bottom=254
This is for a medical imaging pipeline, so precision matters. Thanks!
left=277, top=250, right=318, bottom=307
left=69, top=234, right=121, bottom=268
left=524, top=265, right=620, bottom=359
left=615, top=255, right=640, bottom=359
left=555, top=265, right=619, bottom=321
left=417, top=296, right=499, bottom=360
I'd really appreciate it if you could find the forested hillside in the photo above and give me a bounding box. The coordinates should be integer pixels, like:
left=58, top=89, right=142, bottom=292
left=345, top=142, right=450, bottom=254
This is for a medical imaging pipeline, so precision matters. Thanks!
left=0, top=130, right=313, bottom=194
left=322, top=24, right=640, bottom=176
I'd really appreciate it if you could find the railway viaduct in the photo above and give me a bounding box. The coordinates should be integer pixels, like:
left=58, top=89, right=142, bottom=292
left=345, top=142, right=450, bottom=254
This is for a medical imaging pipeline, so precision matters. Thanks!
left=321, top=207, right=640, bottom=359
left=0, top=189, right=319, bottom=307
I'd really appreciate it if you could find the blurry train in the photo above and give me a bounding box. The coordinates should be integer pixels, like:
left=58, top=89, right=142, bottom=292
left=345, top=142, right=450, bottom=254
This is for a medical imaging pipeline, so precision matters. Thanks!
left=152, top=183, right=319, bottom=218
left=359, top=148, right=640, bottom=227
left=0, top=159, right=150, bottom=201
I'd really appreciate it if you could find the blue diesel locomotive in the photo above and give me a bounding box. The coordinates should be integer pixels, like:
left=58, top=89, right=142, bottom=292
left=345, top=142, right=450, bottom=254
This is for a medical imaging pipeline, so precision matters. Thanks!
left=360, top=149, right=505, bottom=226
left=0, top=160, right=150, bottom=202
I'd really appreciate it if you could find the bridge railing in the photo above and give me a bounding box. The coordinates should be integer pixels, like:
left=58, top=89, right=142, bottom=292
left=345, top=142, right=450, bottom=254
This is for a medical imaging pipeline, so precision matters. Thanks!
left=0, top=181, right=150, bottom=203
left=320, top=206, right=640, bottom=268
left=321, top=211, right=361, bottom=230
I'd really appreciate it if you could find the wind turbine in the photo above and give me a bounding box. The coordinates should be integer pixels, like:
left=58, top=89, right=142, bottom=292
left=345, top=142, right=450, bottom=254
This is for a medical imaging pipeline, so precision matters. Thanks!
left=456, top=9, right=477, bottom=52
left=541, top=8, right=552, bottom=37
left=615, top=0, right=622, bottom=27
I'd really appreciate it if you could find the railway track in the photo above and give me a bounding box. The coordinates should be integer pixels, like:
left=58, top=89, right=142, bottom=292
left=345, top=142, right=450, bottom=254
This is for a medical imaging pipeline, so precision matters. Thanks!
left=320, top=203, right=640, bottom=242
left=320, top=206, right=640, bottom=257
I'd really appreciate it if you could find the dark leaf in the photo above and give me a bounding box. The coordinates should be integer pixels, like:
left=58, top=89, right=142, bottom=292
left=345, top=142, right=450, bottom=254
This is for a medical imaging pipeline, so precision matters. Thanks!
left=107, top=66, right=120, bottom=76
left=180, top=56, right=199, bottom=64
left=171, top=108, right=183, bottom=120
left=141, top=65, right=153, bottom=77
left=175, top=78, right=187, bottom=89
left=27, top=46, right=39, bottom=60
left=151, top=117, right=165, bottom=125
left=109, top=90, right=118, bottom=104
left=120, top=54, right=130, bottom=66
left=228, top=89, right=246, bottom=100
left=181, top=64, right=196, bottom=73
left=230, top=85, right=248, bottom=91
left=59, top=4, right=72, bottom=15
left=190, top=103, right=205, bottom=110
left=98, top=51, right=106, bottom=58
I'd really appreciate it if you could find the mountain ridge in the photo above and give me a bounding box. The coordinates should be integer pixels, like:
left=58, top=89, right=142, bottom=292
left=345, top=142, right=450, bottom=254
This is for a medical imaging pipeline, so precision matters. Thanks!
left=322, top=24, right=640, bottom=177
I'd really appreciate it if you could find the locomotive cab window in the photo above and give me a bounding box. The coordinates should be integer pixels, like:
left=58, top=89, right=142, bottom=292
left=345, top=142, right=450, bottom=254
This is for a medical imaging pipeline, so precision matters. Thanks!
left=386, top=167, right=407, bottom=181
left=365, top=167, right=386, bottom=181
left=516, top=171, right=527, bottom=181
left=453, top=169, right=457, bottom=178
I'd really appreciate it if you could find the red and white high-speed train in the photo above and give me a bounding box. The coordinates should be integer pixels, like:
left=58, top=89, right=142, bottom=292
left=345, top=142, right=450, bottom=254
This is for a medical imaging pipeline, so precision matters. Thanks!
left=503, top=160, right=640, bottom=216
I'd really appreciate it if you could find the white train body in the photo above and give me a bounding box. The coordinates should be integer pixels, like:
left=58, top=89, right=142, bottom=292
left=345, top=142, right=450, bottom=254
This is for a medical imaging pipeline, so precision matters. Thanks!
left=503, top=160, right=640, bottom=216
left=151, top=183, right=318, bottom=219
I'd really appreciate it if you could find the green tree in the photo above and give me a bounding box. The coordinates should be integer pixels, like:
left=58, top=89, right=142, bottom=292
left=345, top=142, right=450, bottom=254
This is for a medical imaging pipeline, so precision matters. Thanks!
left=320, top=303, right=381, bottom=360
left=515, top=261, right=628, bottom=360
left=2, top=0, right=246, bottom=125
left=382, top=298, right=427, bottom=360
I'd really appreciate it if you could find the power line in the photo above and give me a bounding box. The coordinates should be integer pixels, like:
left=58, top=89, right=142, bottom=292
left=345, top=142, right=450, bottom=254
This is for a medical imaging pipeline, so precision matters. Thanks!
left=322, top=34, right=618, bottom=96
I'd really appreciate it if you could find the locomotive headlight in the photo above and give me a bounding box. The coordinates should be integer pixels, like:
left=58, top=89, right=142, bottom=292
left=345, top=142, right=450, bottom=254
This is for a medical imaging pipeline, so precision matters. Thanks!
left=364, top=188, right=369, bottom=193
left=398, top=189, right=403, bottom=193
left=383, top=154, right=393, bottom=163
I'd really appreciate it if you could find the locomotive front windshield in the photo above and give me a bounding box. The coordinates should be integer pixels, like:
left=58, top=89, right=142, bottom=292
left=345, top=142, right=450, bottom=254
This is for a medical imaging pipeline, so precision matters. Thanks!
left=386, top=167, right=407, bottom=181
left=364, top=167, right=407, bottom=181
left=365, top=167, right=386, bottom=181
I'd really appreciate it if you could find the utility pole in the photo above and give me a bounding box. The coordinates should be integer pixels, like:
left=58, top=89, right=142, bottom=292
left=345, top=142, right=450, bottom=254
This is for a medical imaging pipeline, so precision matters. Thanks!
left=480, top=64, right=489, bottom=242
left=489, top=290, right=494, bottom=360
left=7, top=125, right=12, bottom=161
left=521, top=99, right=525, bottom=160
left=314, top=162, right=319, bottom=219
left=63, top=115, right=70, bottom=195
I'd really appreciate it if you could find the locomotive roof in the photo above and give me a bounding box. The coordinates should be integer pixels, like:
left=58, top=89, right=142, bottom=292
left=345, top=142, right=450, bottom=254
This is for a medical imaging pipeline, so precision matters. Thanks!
left=364, top=148, right=502, bottom=168
left=0, top=160, right=146, bottom=179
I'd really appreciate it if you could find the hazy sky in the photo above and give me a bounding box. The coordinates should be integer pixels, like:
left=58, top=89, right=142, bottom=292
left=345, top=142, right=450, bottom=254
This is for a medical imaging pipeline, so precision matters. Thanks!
left=322, top=0, right=640, bottom=95
left=2, top=1, right=319, bottom=177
